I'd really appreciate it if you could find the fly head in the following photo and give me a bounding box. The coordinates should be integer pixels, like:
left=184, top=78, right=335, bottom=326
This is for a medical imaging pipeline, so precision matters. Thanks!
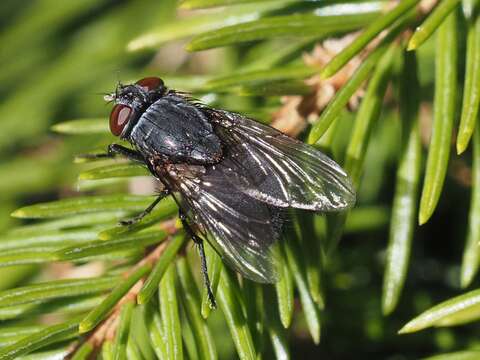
left=106, top=77, right=167, bottom=138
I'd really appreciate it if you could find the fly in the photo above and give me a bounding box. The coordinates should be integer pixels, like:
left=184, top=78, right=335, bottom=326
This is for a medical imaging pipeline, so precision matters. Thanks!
left=93, top=77, right=356, bottom=308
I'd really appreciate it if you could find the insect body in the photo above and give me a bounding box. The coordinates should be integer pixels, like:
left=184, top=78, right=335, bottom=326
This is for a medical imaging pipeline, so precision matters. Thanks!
left=103, top=77, right=355, bottom=307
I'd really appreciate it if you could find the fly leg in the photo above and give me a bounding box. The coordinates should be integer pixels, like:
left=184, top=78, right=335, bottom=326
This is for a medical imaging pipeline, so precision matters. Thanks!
left=179, top=211, right=217, bottom=309
left=119, top=189, right=170, bottom=226
left=89, top=144, right=164, bottom=226
left=79, top=144, right=145, bottom=163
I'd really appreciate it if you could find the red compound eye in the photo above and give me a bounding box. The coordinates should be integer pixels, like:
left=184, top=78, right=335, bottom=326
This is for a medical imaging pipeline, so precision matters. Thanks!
left=135, top=77, right=163, bottom=91
left=109, top=104, right=132, bottom=136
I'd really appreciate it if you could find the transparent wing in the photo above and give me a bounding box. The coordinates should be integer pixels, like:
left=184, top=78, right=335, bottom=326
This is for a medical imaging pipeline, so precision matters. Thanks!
left=171, top=162, right=282, bottom=283
left=211, top=109, right=356, bottom=211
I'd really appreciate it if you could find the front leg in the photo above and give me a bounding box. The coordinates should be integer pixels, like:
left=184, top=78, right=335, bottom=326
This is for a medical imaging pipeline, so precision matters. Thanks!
left=119, top=188, right=170, bottom=226
left=79, top=144, right=145, bottom=163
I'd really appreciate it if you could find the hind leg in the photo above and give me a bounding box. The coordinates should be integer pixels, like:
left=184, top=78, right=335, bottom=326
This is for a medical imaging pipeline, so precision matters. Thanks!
left=179, top=211, right=217, bottom=309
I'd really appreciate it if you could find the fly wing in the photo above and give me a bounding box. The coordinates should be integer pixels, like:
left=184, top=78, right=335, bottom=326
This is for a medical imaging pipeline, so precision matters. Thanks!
left=210, top=109, right=356, bottom=211
left=171, top=163, right=282, bottom=283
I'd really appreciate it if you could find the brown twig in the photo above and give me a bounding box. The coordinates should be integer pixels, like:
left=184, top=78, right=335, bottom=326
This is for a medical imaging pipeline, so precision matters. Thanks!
left=271, top=0, right=439, bottom=139
left=65, top=235, right=176, bottom=359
